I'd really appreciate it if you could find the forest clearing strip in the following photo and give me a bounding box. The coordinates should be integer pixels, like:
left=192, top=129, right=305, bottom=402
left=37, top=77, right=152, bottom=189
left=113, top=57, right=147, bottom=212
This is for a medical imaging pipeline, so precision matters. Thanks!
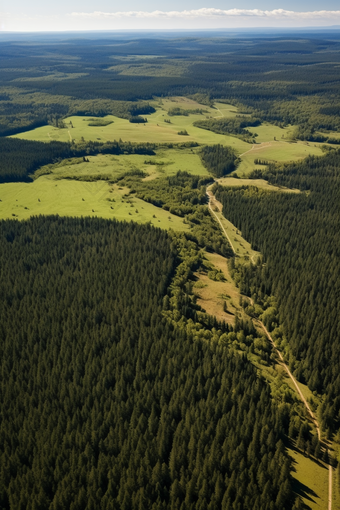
left=207, top=185, right=333, bottom=510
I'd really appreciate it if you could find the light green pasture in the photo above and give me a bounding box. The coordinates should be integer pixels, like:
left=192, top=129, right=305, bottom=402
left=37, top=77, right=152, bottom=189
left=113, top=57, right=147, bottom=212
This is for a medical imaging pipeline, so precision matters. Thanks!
left=213, top=102, right=241, bottom=118
left=107, top=62, right=187, bottom=77
left=36, top=149, right=209, bottom=182
left=236, top=140, right=324, bottom=175
left=316, top=130, right=340, bottom=140
left=214, top=209, right=260, bottom=263
left=290, top=447, right=329, bottom=510
left=247, top=123, right=296, bottom=143
left=217, top=177, right=300, bottom=193
left=12, top=96, right=250, bottom=154
left=12, top=111, right=250, bottom=153
left=0, top=176, right=188, bottom=231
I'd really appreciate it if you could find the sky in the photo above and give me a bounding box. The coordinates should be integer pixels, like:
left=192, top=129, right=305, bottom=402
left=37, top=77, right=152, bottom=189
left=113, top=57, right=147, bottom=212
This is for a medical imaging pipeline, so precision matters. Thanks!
left=1, top=0, right=340, bottom=32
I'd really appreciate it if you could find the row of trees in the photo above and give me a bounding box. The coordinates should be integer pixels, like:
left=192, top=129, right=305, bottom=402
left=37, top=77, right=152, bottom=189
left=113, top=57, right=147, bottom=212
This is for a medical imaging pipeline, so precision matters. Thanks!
left=194, top=117, right=260, bottom=141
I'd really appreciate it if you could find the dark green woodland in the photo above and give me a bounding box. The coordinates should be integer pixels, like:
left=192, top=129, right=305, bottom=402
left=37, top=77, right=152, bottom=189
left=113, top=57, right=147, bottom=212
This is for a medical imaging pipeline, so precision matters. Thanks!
left=0, top=217, right=293, bottom=510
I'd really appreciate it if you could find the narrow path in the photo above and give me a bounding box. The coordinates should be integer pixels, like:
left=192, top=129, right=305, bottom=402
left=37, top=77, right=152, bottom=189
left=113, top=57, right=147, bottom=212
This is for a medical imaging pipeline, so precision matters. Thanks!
left=258, top=321, right=321, bottom=440
left=239, top=144, right=255, bottom=157
left=206, top=186, right=236, bottom=255
left=239, top=141, right=272, bottom=158
left=213, top=107, right=224, bottom=118
left=68, top=130, right=73, bottom=143
left=207, top=185, right=333, bottom=510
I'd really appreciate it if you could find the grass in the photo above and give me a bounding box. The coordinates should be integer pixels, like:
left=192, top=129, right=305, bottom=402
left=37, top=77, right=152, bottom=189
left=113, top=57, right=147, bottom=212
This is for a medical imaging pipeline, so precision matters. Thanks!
left=216, top=212, right=260, bottom=262
left=213, top=102, right=241, bottom=118
left=316, top=130, right=340, bottom=140
left=236, top=140, right=324, bottom=176
left=194, top=251, right=242, bottom=325
left=3, top=96, right=328, bottom=238
left=0, top=176, right=189, bottom=231
left=290, top=446, right=329, bottom=510
left=247, top=123, right=296, bottom=143
left=217, top=177, right=300, bottom=193
left=12, top=97, right=250, bottom=154
left=107, top=62, right=187, bottom=77
left=36, top=150, right=209, bottom=182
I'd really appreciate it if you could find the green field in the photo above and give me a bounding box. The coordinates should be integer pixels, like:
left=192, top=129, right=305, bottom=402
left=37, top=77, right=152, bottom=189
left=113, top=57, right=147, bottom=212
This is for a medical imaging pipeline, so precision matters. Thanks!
left=11, top=96, right=325, bottom=178
left=36, top=150, right=209, bottom=182
left=236, top=140, right=324, bottom=176
left=217, top=177, right=300, bottom=193
left=290, top=447, right=329, bottom=510
left=12, top=97, right=250, bottom=153
left=247, top=122, right=296, bottom=143
left=0, top=176, right=189, bottom=230
left=4, top=96, right=327, bottom=225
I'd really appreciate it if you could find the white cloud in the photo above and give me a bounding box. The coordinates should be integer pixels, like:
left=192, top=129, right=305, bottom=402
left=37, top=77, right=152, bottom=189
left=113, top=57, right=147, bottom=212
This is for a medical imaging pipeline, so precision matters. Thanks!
left=70, top=8, right=340, bottom=20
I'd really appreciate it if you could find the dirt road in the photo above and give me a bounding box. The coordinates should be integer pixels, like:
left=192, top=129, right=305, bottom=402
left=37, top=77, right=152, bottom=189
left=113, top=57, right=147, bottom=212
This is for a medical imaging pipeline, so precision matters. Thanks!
left=206, top=187, right=236, bottom=254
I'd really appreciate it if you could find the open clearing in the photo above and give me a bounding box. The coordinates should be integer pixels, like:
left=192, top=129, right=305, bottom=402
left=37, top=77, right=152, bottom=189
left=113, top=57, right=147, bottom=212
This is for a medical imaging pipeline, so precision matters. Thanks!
left=12, top=112, right=249, bottom=153
left=11, top=96, right=250, bottom=153
left=236, top=140, right=324, bottom=176
left=11, top=95, right=325, bottom=174
left=247, top=122, right=296, bottom=143
left=0, top=176, right=188, bottom=230
left=194, top=251, right=242, bottom=325
left=217, top=177, right=301, bottom=193
left=37, top=150, right=209, bottom=181
left=290, top=447, right=329, bottom=510
left=207, top=188, right=260, bottom=262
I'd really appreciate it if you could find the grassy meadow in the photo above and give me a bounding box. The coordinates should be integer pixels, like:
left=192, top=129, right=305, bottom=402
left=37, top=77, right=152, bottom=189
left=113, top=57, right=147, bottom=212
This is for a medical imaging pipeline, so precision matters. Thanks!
left=290, top=447, right=329, bottom=510
left=11, top=96, right=250, bottom=152
left=3, top=95, right=326, bottom=225
left=216, top=177, right=301, bottom=193
left=194, top=251, right=242, bottom=325
left=237, top=140, right=324, bottom=175
left=0, top=176, right=188, bottom=231
left=36, top=150, right=209, bottom=181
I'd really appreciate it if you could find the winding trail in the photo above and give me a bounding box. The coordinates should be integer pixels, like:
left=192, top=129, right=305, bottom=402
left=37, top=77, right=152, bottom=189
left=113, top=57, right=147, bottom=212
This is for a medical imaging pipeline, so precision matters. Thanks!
left=207, top=185, right=333, bottom=510
left=206, top=185, right=236, bottom=254
left=239, top=141, right=273, bottom=158
left=259, top=322, right=321, bottom=439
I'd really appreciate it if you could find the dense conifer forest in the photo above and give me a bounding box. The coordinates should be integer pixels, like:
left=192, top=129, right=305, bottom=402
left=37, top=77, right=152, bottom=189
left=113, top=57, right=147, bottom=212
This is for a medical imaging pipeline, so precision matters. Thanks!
left=0, top=217, right=294, bottom=509
left=216, top=149, right=340, bottom=435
